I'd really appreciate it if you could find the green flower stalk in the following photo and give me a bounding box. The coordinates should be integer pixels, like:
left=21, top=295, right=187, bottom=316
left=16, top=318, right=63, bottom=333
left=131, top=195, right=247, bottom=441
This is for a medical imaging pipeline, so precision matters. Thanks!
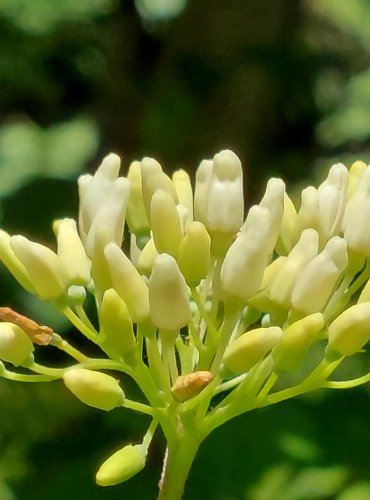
left=2, top=151, right=370, bottom=499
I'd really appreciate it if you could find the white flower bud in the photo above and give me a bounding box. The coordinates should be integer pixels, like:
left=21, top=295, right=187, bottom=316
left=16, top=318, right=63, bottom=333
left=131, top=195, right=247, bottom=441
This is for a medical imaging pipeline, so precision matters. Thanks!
left=259, top=177, right=285, bottom=254
left=0, top=229, right=35, bottom=293
left=126, top=160, right=150, bottom=235
left=149, top=254, right=191, bottom=331
left=11, top=235, right=69, bottom=300
left=220, top=205, right=272, bottom=300
left=291, top=236, right=348, bottom=314
left=172, top=169, right=194, bottom=228
left=292, top=186, right=322, bottom=245
left=269, top=229, right=319, bottom=309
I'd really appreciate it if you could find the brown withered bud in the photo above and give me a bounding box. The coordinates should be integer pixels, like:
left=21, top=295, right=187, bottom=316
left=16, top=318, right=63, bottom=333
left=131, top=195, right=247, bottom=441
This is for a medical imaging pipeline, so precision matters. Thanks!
left=0, top=307, right=54, bottom=346
left=171, top=370, right=213, bottom=402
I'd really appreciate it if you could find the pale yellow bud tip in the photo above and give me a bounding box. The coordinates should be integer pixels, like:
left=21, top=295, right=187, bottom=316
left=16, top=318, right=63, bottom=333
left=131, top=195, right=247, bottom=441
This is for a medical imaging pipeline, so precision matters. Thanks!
left=96, top=444, right=146, bottom=486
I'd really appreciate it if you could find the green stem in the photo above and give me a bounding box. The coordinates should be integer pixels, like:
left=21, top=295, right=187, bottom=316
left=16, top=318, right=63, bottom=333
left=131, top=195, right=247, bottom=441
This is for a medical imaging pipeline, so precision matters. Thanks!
left=62, top=306, right=97, bottom=342
left=157, top=428, right=201, bottom=500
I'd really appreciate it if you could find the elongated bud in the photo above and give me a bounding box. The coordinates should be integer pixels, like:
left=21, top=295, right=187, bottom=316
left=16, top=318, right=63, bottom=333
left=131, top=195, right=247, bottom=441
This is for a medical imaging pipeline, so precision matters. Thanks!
left=327, top=302, right=370, bottom=357
left=0, top=230, right=35, bottom=293
left=149, top=254, right=191, bottom=331
left=272, top=313, right=324, bottom=372
left=292, top=186, right=322, bottom=245
left=177, top=221, right=211, bottom=286
left=347, top=160, right=367, bottom=198
left=248, top=256, right=288, bottom=312
left=63, top=368, right=125, bottom=411
left=171, top=371, right=213, bottom=402
left=172, top=169, right=194, bottom=228
left=96, top=444, right=146, bottom=486
left=269, top=229, right=319, bottom=309
left=137, top=237, right=158, bottom=276
left=317, top=163, right=348, bottom=241
left=196, top=150, right=243, bottom=236
left=343, top=167, right=370, bottom=257
left=150, top=190, right=182, bottom=257
left=291, top=236, right=348, bottom=314
left=259, top=177, right=285, bottom=254
left=221, top=206, right=272, bottom=300
left=223, top=326, right=283, bottom=374
left=141, top=157, right=177, bottom=220
left=11, top=235, right=69, bottom=300
left=53, top=218, right=91, bottom=285
left=99, top=289, right=136, bottom=357
left=276, top=193, right=297, bottom=254
left=104, top=243, right=150, bottom=323
left=0, top=322, right=34, bottom=366
left=126, top=160, right=150, bottom=235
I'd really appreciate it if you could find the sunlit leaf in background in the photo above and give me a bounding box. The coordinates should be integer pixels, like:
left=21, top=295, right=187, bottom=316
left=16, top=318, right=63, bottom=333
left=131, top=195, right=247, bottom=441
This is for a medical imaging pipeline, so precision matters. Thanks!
left=0, top=0, right=116, bottom=35
left=135, top=0, right=187, bottom=21
left=0, top=118, right=99, bottom=198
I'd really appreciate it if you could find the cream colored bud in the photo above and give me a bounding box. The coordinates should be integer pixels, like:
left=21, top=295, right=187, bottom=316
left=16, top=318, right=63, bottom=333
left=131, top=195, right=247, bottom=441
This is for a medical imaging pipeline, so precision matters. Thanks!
left=96, top=444, right=146, bottom=486
left=0, top=322, right=34, bottom=366
left=292, top=186, right=322, bottom=245
left=137, top=237, right=158, bottom=276
left=223, top=326, right=283, bottom=374
left=172, top=169, right=194, bottom=227
left=272, top=313, right=324, bottom=372
left=343, top=167, right=370, bottom=256
left=141, top=157, right=177, bottom=220
left=276, top=193, right=297, bottom=254
left=0, top=230, right=35, bottom=293
left=220, top=205, right=272, bottom=300
left=104, top=243, right=150, bottom=323
left=204, top=150, right=244, bottom=233
left=126, top=160, right=150, bottom=235
left=317, top=163, right=348, bottom=241
left=63, top=368, right=125, bottom=411
left=291, top=236, right=348, bottom=314
left=53, top=218, right=91, bottom=285
left=347, top=160, right=367, bottom=198
left=269, top=229, right=319, bottom=309
left=149, top=254, right=191, bottom=331
left=194, top=159, right=213, bottom=224
left=259, top=177, right=285, bottom=254
left=78, top=153, right=121, bottom=241
left=11, top=235, right=69, bottom=300
left=83, top=177, right=130, bottom=257
left=150, top=190, right=182, bottom=257
left=99, top=288, right=136, bottom=357
left=327, top=302, right=370, bottom=356
left=177, top=221, right=211, bottom=286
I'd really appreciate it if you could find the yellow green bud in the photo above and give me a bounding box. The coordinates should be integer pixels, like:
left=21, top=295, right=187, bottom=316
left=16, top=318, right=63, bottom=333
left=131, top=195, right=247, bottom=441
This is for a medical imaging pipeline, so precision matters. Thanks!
left=126, top=160, right=150, bottom=235
left=99, top=289, right=136, bottom=357
left=150, top=189, right=182, bottom=257
left=104, top=242, right=150, bottom=323
left=0, top=230, right=35, bottom=293
left=0, top=322, right=34, bottom=366
left=137, top=237, right=158, bottom=276
left=223, top=326, right=283, bottom=374
left=177, top=221, right=211, bottom=286
left=149, top=254, right=191, bottom=331
left=63, top=368, right=125, bottom=411
left=11, top=235, right=69, bottom=300
left=96, top=444, right=146, bottom=486
left=272, top=313, right=324, bottom=372
left=53, top=218, right=91, bottom=285
left=259, top=177, right=285, bottom=254
left=140, top=157, right=177, bottom=220
left=347, top=160, right=367, bottom=198
left=327, top=302, right=370, bottom=356
left=172, top=169, right=194, bottom=228
left=275, top=193, right=297, bottom=254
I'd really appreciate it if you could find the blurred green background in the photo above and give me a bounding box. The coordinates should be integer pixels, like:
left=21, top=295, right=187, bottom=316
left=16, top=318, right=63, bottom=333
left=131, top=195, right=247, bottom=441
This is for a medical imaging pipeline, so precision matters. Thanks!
left=1, top=1, right=370, bottom=499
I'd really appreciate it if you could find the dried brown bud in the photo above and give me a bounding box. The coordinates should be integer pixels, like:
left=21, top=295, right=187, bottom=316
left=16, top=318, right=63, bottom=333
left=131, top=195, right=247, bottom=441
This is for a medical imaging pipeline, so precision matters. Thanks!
left=0, top=307, right=53, bottom=346
left=171, top=371, right=213, bottom=402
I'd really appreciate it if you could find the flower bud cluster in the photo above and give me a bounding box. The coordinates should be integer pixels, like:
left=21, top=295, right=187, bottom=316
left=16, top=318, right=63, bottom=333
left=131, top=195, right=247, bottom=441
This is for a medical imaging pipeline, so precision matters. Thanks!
left=2, top=150, right=370, bottom=490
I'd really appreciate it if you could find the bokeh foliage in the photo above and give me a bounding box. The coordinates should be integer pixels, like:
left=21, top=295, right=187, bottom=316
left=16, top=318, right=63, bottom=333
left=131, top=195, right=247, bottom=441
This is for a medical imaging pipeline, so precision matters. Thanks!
left=1, top=1, right=370, bottom=499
